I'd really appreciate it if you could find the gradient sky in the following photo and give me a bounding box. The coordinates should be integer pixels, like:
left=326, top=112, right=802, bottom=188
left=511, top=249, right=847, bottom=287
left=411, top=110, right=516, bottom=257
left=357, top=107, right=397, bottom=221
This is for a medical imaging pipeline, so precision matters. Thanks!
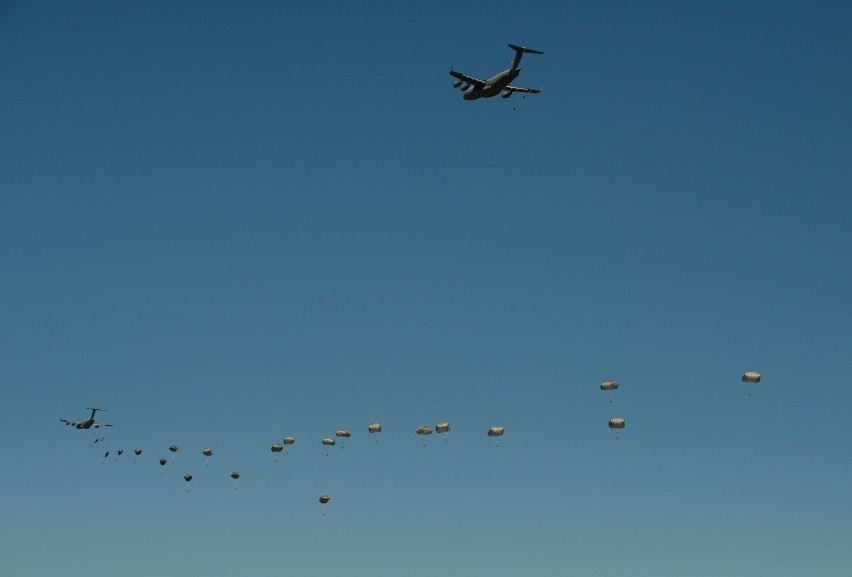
left=1, top=1, right=851, bottom=576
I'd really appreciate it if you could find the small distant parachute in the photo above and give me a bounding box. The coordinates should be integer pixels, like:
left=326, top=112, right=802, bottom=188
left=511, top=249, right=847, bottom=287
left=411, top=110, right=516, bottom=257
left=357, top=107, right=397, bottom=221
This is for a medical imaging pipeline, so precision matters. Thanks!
left=184, top=474, right=193, bottom=492
left=202, top=448, right=213, bottom=466
left=600, top=380, right=619, bottom=404
left=115, top=447, right=123, bottom=462
left=230, top=471, right=240, bottom=490
left=169, top=445, right=178, bottom=461
left=282, top=437, right=295, bottom=455
left=487, top=426, right=505, bottom=446
left=608, top=417, right=626, bottom=440
left=322, top=437, right=336, bottom=456
left=742, top=371, right=761, bottom=398
left=416, top=426, right=432, bottom=447
left=117, top=448, right=124, bottom=455
left=134, top=448, right=142, bottom=463
left=368, top=422, right=382, bottom=443
left=159, top=457, right=168, bottom=466
left=742, top=371, right=761, bottom=383
left=600, top=380, right=619, bottom=391
left=436, top=421, right=451, bottom=441
left=318, top=494, right=330, bottom=516
left=271, top=443, right=283, bottom=462
left=335, top=429, right=351, bottom=438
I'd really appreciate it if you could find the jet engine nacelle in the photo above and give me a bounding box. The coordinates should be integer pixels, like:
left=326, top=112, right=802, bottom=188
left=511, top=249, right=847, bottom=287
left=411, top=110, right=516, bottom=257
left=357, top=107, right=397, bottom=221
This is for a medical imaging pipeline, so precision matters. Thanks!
left=502, top=90, right=512, bottom=99
left=460, top=82, right=470, bottom=91
left=452, top=80, right=462, bottom=88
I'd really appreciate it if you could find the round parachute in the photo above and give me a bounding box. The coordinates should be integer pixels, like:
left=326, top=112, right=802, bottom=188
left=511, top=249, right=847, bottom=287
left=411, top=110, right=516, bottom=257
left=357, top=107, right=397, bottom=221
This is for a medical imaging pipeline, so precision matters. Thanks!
left=318, top=494, right=330, bottom=504
left=159, top=458, right=167, bottom=466
left=169, top=445, right=178, bottom=453
left=271, top=443, right=283, bottom=453
left=184, top=474, right=193, bottom=482
left=415, top=426, right=433, bottom=435
left=134, top=448, right=142, bottom=455
left=202, top=448, right=213, bottom=457
left=230, top=471, right=240, bottom=480
left=600, top=380, right=619, bottom=391
left=487, top=426, right=504, bottom=446
left=322, top=437, right=336, bottom=446
left=368, top=422, right=381, bottom=433
left=335, top=429, right=351, bottom=438
left=117, top=448, right=124, bottom=456
left=742, top=371, right=761, bottom=383
left=282, top=437, right=295, bottom=445
left=436, top=422, right=450, bottom=434
left=608, top=417, right=626, bottom=440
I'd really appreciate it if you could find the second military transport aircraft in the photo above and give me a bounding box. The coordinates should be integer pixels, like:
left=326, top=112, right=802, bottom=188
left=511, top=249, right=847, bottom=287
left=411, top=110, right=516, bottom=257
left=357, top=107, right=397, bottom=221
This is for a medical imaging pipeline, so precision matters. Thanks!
left=450, top=43, right=543, bottom=100
left=60, top=408, right=112, bottom=429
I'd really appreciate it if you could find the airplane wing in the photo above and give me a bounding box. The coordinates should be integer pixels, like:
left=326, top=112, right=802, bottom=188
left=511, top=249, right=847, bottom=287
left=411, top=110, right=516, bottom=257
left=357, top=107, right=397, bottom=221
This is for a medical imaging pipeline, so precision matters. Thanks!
left=450, top=68, right=486, bottom=86
left=60, top=418, right=81, bottom=426
left=93, top=423, right=113, bottom=428
left=505, top=85, right=541, bottom=94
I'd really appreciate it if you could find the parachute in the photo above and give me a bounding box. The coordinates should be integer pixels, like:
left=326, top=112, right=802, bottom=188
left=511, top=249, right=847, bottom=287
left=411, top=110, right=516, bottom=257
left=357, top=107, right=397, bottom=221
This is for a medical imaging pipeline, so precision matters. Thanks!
left=608, top=417, right=626, bottom=440
left=271, top=443, right=283, bottom=462
left=184, top=474, right=193, bottom=492
left=436, top=421, right=451, bottom=442
left=368, top=422, right=381, bottom=443
left=115, top=447, right=123, bottom=462
left=230, top=471, right=240, bottom=490
left=284, top=437, right=296, bottom=455
left=415, top=426, right=432, bottom=447
left=169, top=445, right=178, bottom=462
left=159, top=457, right=167, bottom=476
left=134, top=448, right=142, bottom=463
left=322, top=437, right=336, bottom=456
left=335, top=429, right=351, bottom=450
left=318, top=494, right=330, bottom=516
left=202, top=448, right=213, bottom=466
left=600, top=380, right=619, bottom=404
left=742, top=371, right=761, bottom=397
left=487, top=426, right=504, bottom=447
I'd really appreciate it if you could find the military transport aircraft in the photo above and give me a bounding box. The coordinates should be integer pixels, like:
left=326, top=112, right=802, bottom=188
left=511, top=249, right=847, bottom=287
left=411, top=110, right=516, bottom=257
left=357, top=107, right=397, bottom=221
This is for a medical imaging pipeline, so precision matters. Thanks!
left=60, top=408, right=112, bottom=429
left=450, top=43, right=543, bottom=100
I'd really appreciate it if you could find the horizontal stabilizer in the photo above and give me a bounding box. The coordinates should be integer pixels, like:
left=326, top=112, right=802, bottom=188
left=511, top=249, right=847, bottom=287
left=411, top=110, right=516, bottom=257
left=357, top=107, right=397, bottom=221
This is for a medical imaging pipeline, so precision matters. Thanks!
left=508, top=44, right=544, bottom=55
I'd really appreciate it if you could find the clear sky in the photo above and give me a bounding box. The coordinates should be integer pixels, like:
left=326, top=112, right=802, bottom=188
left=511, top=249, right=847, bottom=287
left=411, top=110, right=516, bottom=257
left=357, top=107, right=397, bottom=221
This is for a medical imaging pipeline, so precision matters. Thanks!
left=1, top=1, right=851, bottom=576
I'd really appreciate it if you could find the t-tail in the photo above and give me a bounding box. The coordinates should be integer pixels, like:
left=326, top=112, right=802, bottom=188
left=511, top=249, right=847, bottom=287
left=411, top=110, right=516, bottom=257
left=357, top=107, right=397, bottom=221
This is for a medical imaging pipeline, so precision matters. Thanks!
left=508, top=44, right=544, bottom=70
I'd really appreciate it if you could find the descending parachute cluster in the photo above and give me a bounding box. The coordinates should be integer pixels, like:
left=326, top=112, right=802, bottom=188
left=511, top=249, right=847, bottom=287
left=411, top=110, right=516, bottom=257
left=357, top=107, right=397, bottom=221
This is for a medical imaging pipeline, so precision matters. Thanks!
left=71, top=420, right=506, bottom=505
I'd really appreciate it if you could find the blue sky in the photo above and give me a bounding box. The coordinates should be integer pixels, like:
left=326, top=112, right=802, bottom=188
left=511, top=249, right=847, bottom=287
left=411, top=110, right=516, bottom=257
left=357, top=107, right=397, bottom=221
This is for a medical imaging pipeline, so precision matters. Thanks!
left=1, top=1, right=851, bottom=575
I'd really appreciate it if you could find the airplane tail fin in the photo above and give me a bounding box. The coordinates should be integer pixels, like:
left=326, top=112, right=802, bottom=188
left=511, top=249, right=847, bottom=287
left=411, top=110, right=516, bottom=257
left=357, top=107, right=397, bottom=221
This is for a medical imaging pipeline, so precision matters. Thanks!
left=508, top=44, right=544, bottom=69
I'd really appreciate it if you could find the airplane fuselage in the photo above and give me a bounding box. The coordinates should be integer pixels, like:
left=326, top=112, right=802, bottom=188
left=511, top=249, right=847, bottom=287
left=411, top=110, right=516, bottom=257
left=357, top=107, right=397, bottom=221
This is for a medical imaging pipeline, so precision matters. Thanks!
left=463, top=68, right=520, bottom=100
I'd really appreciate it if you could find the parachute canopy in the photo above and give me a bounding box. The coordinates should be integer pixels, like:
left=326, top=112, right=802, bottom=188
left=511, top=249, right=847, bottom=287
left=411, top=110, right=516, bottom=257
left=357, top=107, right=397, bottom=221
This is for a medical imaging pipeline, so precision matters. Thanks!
left=487, top=426, right=505, bottom=437
left=159, top=458, right=167, bottom=466
left=271, top=443, right=283, bottom=453
left=415, top=426, right=433, bottom=436
left=202, top=448, right=213, bottom=457
left=117, top=448, right=124, bottom=455
left=436, top=422, right=451, bottom=434
left=169, top=445, right=178, bottom=453
left=608, top=417, right=626, bottom=429
left=134, top=448, right=142, bottom=456
left=184, top=474, right=192, bottom=482
left=600, top=380, right=619, bottom=391
left=335, top=429, right=351, bottom=438
left=230, top=471, right=240, bottom=480
left=318, top=495, right=330, bottom=504
left=742, top=371, right=761, bottom=383
left=368, top=423, right=382, bottom=433
left=283, top=437, right=295, bottom=445
left=322, top=438, right=336, bottom=446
